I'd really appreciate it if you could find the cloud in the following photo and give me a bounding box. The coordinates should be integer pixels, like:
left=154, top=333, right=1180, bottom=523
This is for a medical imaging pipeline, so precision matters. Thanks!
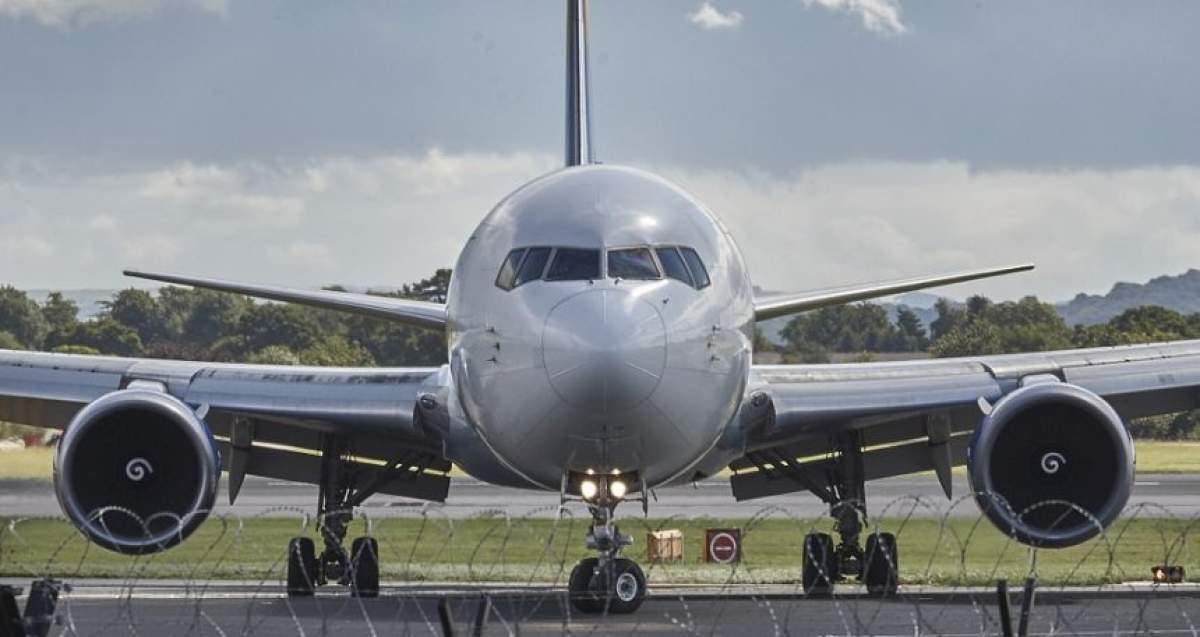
left=800, top=0, right=906, bottom=35
left=2, top=151, right=1200, bottom=305
left=0, top=0, right=228, bottom=29
left=688, top=2, right=744, bottom=30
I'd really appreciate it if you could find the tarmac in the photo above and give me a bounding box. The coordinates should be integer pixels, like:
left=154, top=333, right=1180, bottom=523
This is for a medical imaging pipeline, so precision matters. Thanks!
left=2, top=579, right=1198, bottom=636
left=3, top=473, right=1200, bottom=519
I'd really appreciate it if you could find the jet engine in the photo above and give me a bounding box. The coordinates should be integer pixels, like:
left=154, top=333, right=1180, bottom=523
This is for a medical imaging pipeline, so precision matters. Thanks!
left=967, top=381, right=1134, bottom=548
left=53, top=388, right=220, bottom=555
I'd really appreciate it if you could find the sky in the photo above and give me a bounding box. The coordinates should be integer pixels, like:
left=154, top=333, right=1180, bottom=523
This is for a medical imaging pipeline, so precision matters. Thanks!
left=1, top=0, right=1199, bottom=302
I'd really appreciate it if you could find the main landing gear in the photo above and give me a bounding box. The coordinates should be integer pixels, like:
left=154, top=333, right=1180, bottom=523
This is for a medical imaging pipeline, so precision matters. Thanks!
left=800, top=433, right=899, bottom=597
left=286, top=436, right=381, bottom=598
left=566, top=474, right=648, bottom=614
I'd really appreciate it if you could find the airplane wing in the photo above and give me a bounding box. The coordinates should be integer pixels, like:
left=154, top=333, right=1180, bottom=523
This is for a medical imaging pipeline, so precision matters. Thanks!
left=734, top=340, right=1200, bottom=500
left=753, top=263, right=1034, bottom=321
left=124, top=270, right=447, bottom=330
left=0, top=349, right=451, bottom=503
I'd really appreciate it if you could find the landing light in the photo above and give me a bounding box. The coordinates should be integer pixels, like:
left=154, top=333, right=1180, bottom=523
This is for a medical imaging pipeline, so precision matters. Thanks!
left=580, top=479, right=599, bottom=500
left=609, top=479, right=628, bottom=499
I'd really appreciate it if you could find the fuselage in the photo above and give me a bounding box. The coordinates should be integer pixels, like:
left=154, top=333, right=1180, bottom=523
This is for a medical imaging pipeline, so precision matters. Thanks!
left=444, top=164, right=755, bottom=490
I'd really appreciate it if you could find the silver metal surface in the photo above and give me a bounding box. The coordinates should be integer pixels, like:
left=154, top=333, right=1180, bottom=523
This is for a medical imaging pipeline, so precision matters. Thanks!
left=565, top=0, right=592, bottom=166
left=447, top=164, right=753, bottom=489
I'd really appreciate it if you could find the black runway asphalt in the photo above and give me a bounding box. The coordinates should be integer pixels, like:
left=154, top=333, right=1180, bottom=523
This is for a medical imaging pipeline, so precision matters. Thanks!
left=8, top=582, right=1200, bottom=636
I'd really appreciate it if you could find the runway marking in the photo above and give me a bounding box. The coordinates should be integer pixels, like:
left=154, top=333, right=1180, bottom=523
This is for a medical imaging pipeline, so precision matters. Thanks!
left=1136, top=481, right=1162, bottom=486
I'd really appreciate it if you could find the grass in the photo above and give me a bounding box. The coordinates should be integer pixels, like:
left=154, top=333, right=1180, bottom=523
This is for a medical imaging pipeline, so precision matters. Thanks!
left=0, top=447, right=54, bottom=479
left=0, top=514, right=1194, bottom=586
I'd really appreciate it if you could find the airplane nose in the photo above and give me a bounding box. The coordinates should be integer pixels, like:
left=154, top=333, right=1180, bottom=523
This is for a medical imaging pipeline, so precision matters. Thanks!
left=543, top=288, right=667, bottom=413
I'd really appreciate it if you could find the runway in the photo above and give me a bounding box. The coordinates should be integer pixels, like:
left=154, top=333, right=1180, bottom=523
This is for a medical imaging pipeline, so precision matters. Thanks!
left=2, top=473, right=1199, bottom=519
left=4, top=580, right=1198, bottom=636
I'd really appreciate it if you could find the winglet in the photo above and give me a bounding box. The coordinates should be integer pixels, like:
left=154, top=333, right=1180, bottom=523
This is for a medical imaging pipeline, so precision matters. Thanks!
left=124, top=269, right=447, bottom=331
left=753, top=263, right=1034, bottom=321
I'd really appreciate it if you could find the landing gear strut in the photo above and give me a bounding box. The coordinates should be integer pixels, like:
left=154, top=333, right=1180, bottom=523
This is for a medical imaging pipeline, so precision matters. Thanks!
left=286, top=436, right=380, bottom=598
left=567, top=491, right=647, bottom=613
left=801, top=433, right=898, bottom=597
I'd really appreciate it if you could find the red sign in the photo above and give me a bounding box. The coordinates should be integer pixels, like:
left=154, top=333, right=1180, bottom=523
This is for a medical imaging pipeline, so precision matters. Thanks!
left=705, top=528, right=741, bottom=564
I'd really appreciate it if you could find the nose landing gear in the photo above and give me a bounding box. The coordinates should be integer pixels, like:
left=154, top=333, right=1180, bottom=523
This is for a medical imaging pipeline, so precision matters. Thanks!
left=566, top=482, right=648, bottom=613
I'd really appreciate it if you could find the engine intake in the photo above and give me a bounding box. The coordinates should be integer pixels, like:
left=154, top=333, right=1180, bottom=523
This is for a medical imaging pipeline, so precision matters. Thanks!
left=968, top=381, right=1133, bottom=548
left=54, top=388, right=220, bottom=555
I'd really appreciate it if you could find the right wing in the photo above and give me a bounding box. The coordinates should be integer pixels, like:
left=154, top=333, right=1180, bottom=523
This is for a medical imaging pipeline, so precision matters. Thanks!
left=753, top=263, right=1034, bottom=321
left=735, top=340, right=1200, bottom=500
left=0, top=349, right=451, bottom=502
left=124, top=270, right=447, bottom=330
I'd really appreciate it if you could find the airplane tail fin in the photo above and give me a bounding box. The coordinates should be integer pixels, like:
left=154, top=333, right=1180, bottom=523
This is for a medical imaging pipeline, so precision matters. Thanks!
left=565, top=0, right=593, bottom=166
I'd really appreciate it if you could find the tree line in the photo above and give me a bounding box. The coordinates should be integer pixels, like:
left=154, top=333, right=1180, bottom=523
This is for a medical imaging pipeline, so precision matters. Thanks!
left=0, top=270, right=450, bottom=367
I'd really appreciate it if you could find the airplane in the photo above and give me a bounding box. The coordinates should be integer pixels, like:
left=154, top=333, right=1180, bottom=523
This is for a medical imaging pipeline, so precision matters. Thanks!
left=0, top=0, right=1193, bottom=615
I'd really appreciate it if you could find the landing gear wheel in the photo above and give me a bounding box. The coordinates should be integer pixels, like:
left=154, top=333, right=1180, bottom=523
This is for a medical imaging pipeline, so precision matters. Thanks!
left=286, top=537, right=318, bottom=597
left=589, top=558, right=647, bottom=614
left=863, top=532, right=898, bottom=597
left=802, top=533, right=837, bottom=596
left=568, top=557, right=601, bottom=613
left=349, top=536, right=380, bottom=598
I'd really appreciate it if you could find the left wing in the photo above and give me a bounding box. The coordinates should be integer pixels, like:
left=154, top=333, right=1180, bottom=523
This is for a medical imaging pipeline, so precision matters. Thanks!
left=734, top=340, right=1200, bottom=500
left=0, top=349, right=451, bottom=502
left=124, top=270, right=447, bottom=330
left=753, top=263, right=1034, bottom=321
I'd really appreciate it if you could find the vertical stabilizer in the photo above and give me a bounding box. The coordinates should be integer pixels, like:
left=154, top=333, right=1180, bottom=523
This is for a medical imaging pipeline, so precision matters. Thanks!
left=565, top=0, right=593, bottom=166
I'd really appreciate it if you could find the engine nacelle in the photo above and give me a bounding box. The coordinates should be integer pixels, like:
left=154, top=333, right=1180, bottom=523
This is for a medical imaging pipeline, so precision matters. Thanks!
left=968, top=381, right=1134, bottom=548
left=54, top=388, right=220, bottom=555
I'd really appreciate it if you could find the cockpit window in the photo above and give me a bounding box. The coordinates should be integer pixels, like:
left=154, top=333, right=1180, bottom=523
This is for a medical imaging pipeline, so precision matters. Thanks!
left=514, top=247, right=551, bottom=287
left=655, top=247, right=693, bottom=286
left=546, top=248, right=601, bottom=281
left=607, top=247, right=661, bottom=280
left=495, top=248, right=525, bottom=290
left=680, top=247, right=710, bottom=289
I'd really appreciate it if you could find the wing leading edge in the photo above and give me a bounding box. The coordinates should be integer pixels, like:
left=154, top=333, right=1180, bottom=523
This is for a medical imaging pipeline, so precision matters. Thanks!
left=124, top=270, right=447, bottom=330
left=753, top=263, right=1034, bottom=321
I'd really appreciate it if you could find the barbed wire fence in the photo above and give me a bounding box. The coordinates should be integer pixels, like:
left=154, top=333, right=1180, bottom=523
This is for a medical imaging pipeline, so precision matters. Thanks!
left=1, top=494, right=1199, bottom=636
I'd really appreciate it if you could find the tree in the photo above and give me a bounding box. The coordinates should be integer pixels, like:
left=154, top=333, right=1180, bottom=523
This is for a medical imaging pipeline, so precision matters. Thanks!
left=0, top=286, right=49, bottom=348
left=245, top=345, right=301, bottom=366
left=102, top=288, right=172, bottom=346
left=238, top=304, right=322, bottom=354
left=0, top=331, right=24, bottom=350
left=892, top=306, right=929, bottom=351
left=929, top=298, right=965, bottom=341
left=299, top=336, right=376, bottom=367
left=41, top=292, right=79, bottom=332
left=178, top=289, right=254, bottom=347
left=46, top=318, right=143, bottom=356
left=397, top=269, right=452, bottom=304
left=930, top=320, right=1002, bottom=357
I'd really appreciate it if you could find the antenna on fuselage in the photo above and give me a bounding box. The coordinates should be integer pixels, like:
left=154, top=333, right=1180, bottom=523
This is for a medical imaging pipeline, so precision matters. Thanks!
left=565, top=0, right=594, bottom=166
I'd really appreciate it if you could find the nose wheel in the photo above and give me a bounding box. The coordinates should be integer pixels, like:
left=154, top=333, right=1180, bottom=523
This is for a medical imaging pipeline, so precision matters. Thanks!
left=568, top=498, right=647, bottom=614
left=569, top=557, right=647, bottom=614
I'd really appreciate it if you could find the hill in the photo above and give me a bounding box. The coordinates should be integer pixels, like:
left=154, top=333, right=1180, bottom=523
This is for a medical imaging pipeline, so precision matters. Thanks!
left=1057, top=269, right=1200, bottom=326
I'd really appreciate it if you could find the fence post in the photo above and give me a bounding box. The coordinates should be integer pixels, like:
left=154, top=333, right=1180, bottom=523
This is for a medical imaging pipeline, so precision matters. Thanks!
left=471, top=594, right=491, bottom=637
left=996, top=579, right=1014, bottom=637
left=437, top=597, right=455, bottom=637
left=0, top=586, right=25, bottom=637
left=1017, top=577, right=1037, bottom=637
